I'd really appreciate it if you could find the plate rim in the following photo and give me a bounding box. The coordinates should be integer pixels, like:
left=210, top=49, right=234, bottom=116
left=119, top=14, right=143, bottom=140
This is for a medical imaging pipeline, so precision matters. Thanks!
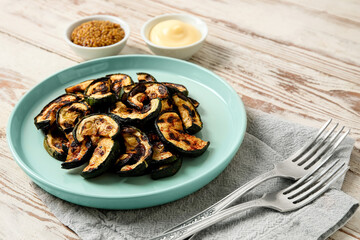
left=6, top=54, right=247, bottom=205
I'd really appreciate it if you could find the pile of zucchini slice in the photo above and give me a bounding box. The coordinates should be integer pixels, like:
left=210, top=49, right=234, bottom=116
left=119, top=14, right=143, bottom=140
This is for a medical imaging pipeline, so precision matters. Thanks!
left=34, top=73, right=210, bottom=179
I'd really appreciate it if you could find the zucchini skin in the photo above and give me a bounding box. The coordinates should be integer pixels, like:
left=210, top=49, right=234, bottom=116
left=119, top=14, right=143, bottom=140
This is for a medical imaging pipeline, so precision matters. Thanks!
left=116, top=126, right=152, bottom=177
left=149, top=153, right=177, bottom=167
left=106, top=73, right=134, bottom=95
left=117, top=161, right=149, bottom=177
left=127, top=82, right=169, bottom=110
left=56, top=101, right=91, bottom=134
left=155, top=112, right=210, bottom=157
left=36, top=120, right=51, bottom=132
left=172, top=92, right=203, bottom=134
left=151, top=158, right=182, bottom=180
left=34, top=94, right=80, bottom=132
left=119, top=84, right=137, bottom=102
left=84, top=77, right=116, bottom=108
left=162, top=82, right=189, bottom=96
left=155, top=129, right=210, bottom=157
left=85, top=93, right=117, bottom=108
left=147, top=132, right=178, bottom=166
left=43, top=131, right=68, bottom=161
left=188, top=97, right=200, bottom=108
left=137, top=72, right=157, bottom=83
left=61, top=139, right=94, bottom=169
left=81, top=139, right=121, bottom=179
left=110, top=99, right=162, bottom=126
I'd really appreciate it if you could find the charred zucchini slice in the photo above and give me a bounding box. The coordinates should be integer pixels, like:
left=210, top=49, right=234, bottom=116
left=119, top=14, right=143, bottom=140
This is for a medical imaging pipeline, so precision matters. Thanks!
left=107, top=73, right=134, bottom=95
left=119, top=84, right=137, bottom=102
left=112, top=153, right=133, bottom=172
left=160, top=98, right=174, bottom=113
left=110, top=99, right=161, bottom=125
left=151, top=158, right=182, bottom=180
left=188, top=97, right=200, bottom=108
left=155, top=112, right=210, bottom=157
left=61, top=134, right=93, bottom=169
left=65, top=79, right=94, bottom=93
left=162, top=82, right=189, bottom=96
left=73, top=113, right=121, bottom=144
left=127, top=83, right=168, bottom=110
left=172, top=92, right=203, bottom=134
left=86, top=92, right=116, bottom=108
left=81, top=138, right=120, bottom=178
left=137, top=72, right=157, bottom=83
left=43, top=128, right=68, bottom=161
left=74, top=92, right=86, bottom=100
left=56, top=102, right=91, bottom=133
left=115, top=126, right=152, bottom=177
left=147, top=132, right=177, bottom=166
left=84, top=77, right=116, bottom=107
left=34, top=94, right=80, bottom=131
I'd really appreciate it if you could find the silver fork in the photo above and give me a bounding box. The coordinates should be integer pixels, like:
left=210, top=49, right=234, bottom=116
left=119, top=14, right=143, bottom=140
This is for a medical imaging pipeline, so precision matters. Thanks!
left=152, top=159, right=349, bottom=240
left=163, top=119, right=349, bottom=237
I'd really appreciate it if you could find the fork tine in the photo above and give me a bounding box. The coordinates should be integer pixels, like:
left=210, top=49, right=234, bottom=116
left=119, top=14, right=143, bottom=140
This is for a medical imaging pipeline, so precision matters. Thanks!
left=283, top=159, right=340, bottom=195
left=289, top=161, right=347, bottom=203
left=296, top=125, right=342, bottom=166
left=292, top=165, right=348, bottom=206
left=285, top=159, right=340, bottom=197
left=288, top=119, right=332, bottom=162
left=303, top=129, right=350, bottom=170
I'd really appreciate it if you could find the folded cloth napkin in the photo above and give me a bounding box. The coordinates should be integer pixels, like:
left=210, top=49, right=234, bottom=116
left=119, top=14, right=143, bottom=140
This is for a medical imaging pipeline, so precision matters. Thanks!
left=34, top=108, right=359, bottom=240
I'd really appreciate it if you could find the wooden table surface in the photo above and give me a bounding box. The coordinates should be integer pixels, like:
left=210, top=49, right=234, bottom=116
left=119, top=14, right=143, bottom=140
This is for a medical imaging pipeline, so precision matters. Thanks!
left=1, top=0, right=359, bottom=239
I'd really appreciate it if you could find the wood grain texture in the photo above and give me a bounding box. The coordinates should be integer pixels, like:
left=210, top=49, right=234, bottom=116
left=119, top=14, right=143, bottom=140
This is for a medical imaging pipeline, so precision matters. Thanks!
left=0, top=0, right=359, bottom=239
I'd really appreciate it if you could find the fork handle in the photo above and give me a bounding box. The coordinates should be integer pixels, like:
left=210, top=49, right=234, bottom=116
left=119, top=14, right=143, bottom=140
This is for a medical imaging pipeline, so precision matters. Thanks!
left=151, top=199, right=265, bottom=240
left=164, top=168, right=278, bottom=235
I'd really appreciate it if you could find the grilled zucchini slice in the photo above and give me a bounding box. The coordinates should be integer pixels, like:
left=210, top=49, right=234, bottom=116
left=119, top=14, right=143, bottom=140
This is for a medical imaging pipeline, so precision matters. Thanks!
left=127, top=83, right=168, bottom=110
left=56, top=101, right=91, bottom=133
left=155, top=112, right=209, bottom=157
left=119, top=84, right=137, bottom=102
left=107, top=73, right=134, bottom=95
left=81, top=138, right=120, bottom=178
left=65, top=79, right=94, bottom=93
left=172, top=92, right=203, bottom=134
left=115, top=126, right=152, bottom=176
left=151, top=158, right=182, bottom=180
left=147, top=132, right=177, bottom=166
left=188, top=97, right=199, bottom=108
left=84, top=77, right=116, bottom=107
left=160, top=98, right=174, bottom=113
left=110, top=99, right=161, bottom=125
left=34, top=94, right=80, bottom=131
left=137, top=72, right=157, bottom=83
left=162, top=82, right=188, bottom=96
left=73, top=113, right=121, bottom=144
left=43, top=128, right=68, bottom=161
left=61, top=134, right=93, bottom=169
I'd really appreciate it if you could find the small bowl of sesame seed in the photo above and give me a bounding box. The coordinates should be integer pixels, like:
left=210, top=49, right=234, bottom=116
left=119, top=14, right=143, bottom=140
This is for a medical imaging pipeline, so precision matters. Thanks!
left=65, top=15, right=130, bottom=60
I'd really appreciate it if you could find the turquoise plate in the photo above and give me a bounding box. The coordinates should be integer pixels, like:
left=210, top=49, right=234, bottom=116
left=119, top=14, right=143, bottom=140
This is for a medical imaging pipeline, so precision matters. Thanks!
left=7, top=55, right=246, bottom=209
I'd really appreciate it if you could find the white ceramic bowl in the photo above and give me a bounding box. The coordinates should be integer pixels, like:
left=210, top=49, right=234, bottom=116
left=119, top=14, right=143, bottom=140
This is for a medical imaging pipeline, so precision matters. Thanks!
left=141, top=14, right=208, bottom=60
left=65, top=15, right=130, bottom=60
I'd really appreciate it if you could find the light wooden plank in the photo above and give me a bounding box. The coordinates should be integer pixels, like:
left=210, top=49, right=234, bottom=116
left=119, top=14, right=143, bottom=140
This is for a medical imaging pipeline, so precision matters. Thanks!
left=0, top=32, right=79, bottom=240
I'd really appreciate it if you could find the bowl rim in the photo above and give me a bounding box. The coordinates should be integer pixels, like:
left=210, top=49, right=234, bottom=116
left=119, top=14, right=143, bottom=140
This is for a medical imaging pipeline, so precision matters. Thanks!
left=141, top=13, right=208, bottom=50
left=64, top=15, right=130, bottom=50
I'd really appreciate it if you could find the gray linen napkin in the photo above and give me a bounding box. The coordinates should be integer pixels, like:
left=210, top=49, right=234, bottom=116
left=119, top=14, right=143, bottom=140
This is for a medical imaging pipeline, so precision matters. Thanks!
left=34, top=108, right=359, bottom=240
